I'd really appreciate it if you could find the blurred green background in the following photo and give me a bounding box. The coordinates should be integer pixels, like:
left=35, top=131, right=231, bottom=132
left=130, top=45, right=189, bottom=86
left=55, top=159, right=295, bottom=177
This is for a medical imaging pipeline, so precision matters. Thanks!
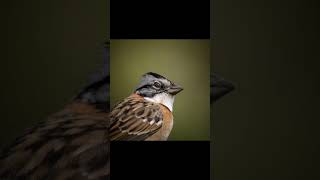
left=110, top=40, right=210, bottom=141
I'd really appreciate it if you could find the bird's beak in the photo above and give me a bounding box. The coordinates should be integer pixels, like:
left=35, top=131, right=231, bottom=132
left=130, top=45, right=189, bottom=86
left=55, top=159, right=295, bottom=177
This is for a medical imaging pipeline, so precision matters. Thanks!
left=167, top=84, right=183, bottom=95
left=211, top=74, right=234, bottom=102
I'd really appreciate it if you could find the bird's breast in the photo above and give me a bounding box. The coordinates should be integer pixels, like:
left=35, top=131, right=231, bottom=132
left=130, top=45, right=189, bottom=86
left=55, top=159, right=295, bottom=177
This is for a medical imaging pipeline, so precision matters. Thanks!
left=146, top=105, right=173, bottom=141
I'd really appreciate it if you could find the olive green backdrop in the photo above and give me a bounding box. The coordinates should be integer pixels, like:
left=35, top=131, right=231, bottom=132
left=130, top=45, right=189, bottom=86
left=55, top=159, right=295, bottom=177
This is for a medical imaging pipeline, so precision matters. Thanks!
left=0, top=0, right=108, bottom=148
left=110, top=40, right=210, bottom=141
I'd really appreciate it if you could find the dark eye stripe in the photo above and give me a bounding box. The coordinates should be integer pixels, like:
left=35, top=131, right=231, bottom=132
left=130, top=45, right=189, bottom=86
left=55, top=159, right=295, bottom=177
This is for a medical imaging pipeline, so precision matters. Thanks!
left=136, top=84, right=157, bottom=91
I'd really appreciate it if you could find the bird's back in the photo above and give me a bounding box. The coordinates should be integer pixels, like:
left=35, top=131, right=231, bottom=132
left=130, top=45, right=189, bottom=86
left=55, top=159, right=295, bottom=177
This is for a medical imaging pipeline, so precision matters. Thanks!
left=0, top=102, right=110, bottom=180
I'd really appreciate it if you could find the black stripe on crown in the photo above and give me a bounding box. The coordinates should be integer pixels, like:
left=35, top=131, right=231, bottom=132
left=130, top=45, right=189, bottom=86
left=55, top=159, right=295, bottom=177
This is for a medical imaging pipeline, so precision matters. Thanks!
left=145, top=72, right=166, bottom=79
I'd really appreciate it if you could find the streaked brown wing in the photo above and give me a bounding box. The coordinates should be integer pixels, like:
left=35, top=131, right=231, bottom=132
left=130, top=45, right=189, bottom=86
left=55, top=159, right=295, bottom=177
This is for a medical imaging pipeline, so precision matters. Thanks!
left=110, top=96, right=163, bottom=141
left=0, top=102, right=109, bottom=180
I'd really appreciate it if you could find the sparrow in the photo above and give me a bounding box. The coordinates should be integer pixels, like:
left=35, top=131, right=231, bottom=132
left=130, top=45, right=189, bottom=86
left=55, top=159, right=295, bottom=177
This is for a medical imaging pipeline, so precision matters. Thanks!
left=110, top=72, right=183, bottom=141
left=0, top=43, right=110, bottom=180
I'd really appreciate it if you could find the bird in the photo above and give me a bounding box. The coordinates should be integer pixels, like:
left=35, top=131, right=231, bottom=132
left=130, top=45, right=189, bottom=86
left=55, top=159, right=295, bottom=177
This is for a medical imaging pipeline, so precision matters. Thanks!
left=110, top=72, right=183, bottom=141
left=0, top=40, right=233, bottom=179
left=0, top=43, right=111, bottom=180
left=0, top=84, right=110, bottom=180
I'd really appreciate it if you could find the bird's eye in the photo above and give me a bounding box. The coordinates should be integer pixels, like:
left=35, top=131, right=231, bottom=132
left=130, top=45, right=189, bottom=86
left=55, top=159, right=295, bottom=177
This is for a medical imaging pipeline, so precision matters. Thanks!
left=153, top=81, right=162, bottom=89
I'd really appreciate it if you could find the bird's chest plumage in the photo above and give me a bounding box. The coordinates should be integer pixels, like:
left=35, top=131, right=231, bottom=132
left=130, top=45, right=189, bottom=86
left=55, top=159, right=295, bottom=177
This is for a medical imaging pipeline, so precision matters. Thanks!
left=146, top=105, right=173, bottom=141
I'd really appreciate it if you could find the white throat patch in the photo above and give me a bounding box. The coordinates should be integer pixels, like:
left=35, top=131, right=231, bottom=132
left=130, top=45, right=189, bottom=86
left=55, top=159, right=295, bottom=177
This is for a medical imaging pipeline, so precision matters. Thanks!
left=144, top=92, right=175, bottom=112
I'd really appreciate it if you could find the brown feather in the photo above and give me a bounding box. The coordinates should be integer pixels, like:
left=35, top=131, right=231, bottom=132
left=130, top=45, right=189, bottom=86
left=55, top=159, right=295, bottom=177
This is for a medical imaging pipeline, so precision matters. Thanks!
left=0, top=101, right=109, bottom=180
left=109, top=93, right=165, bottom=141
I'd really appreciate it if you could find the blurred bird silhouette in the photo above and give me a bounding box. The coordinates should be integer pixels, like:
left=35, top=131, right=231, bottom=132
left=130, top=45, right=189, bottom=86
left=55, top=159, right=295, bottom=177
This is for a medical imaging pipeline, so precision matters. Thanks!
left=0, top=41, right=234, bottom=179
left=0, top=42, right=111, bottom=180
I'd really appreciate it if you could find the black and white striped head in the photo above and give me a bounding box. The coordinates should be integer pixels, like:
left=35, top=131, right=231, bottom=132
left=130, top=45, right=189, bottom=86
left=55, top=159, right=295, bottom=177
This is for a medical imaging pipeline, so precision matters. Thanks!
left=135, top=72, right=183, bottom=112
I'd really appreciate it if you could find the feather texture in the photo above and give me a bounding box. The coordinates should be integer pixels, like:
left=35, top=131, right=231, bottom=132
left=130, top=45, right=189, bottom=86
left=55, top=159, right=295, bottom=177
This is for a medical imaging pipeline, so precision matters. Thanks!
left=0, top=101, right=110, bottom=180
left=110, top=94, right=164, bottom=141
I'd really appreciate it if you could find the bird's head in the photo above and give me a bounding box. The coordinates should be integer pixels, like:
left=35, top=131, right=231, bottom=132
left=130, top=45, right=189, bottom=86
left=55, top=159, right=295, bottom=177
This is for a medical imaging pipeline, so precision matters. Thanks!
left=135, top=72, right=183, bottom=112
